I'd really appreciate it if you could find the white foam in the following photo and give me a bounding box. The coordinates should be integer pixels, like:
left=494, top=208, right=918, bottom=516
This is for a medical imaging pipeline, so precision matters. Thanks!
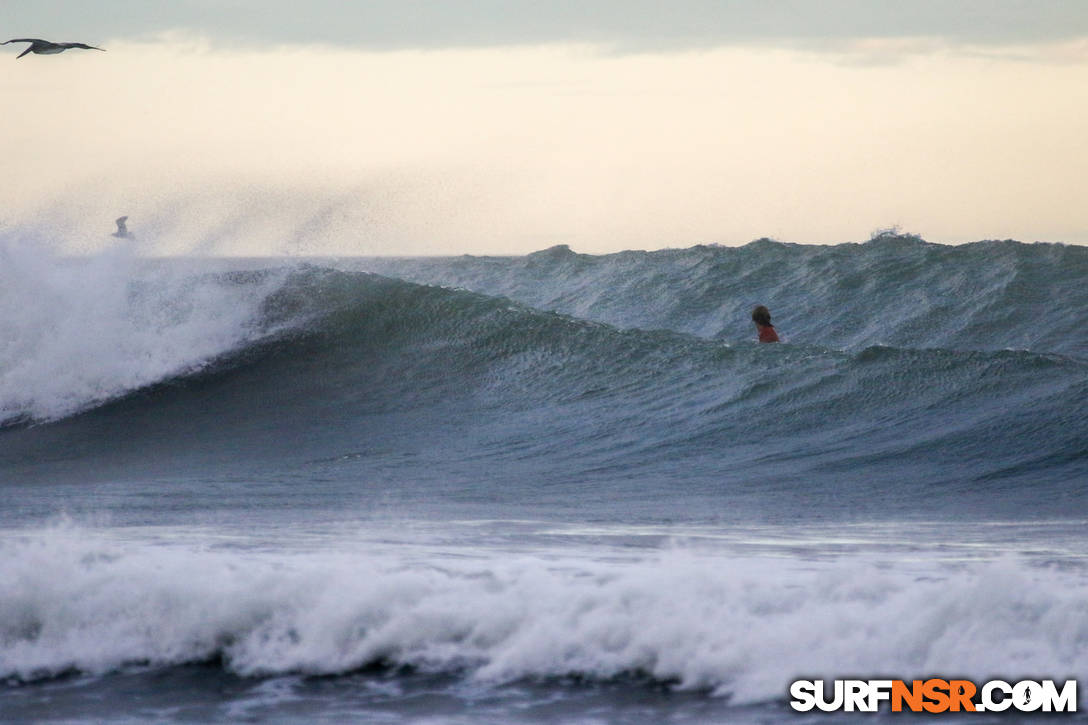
left=0, top=235, right=289, bottom=422
left=1, top=526, right=1085, bottom=706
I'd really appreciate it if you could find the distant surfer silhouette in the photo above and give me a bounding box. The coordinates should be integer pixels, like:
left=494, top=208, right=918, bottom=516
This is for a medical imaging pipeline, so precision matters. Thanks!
left=3, top=38, right=105, bottom=59
left=112, top=216, right=132, bottom=239
left=752, top=305, right=779, bottom=343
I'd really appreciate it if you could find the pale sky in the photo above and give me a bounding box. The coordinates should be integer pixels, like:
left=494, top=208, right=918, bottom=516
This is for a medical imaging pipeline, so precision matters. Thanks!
left=2, top=1, right=1086, bottom=255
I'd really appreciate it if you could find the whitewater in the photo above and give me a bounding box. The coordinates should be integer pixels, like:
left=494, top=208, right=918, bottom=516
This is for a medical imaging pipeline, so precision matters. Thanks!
left=1, top=231, right=1086, bottom=723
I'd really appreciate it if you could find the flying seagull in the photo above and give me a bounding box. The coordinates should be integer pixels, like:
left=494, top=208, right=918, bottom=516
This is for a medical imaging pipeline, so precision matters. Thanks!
left=3, top=38, right=105, bottom=59
left=112, top=216, right=132, bottom=239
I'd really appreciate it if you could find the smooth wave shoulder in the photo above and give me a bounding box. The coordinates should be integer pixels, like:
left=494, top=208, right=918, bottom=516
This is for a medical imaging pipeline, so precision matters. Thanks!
left=362, top=237, right=1088, bottom=358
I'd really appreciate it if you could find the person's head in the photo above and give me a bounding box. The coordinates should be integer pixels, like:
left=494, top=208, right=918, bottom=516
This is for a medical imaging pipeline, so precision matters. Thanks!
left=751, top=305, right=772, bottom=327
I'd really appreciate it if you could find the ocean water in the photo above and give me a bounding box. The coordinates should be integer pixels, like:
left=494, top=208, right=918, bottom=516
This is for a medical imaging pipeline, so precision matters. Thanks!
left=1, top=233, right=1086, bottom=723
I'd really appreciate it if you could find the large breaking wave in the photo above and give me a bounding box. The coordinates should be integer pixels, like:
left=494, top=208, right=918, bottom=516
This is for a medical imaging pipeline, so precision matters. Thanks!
left=1, top=234, right=1085, bottom=518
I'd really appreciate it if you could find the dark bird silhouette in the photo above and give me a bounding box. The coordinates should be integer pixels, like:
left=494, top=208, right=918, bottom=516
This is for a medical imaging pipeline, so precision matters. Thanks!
left=112, top=216, right=132, bottom=239
left=3, top=38, right=105, bottom=59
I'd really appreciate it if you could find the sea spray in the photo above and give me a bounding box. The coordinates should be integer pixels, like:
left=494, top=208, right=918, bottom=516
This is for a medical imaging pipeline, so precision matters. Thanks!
left=0, top=234, right=294, bottom=423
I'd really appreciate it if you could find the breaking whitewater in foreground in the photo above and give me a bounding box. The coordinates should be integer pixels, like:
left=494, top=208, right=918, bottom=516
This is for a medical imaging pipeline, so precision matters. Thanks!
left=2, top=233, right=1086, bottom=723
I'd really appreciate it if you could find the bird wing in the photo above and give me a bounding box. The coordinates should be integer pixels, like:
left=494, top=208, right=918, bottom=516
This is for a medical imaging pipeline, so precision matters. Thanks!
left=3, top=39, right=47, bottom=45
left=64, top=42, right=105, bottom=51
left=16, top=46, right=33, bottom=59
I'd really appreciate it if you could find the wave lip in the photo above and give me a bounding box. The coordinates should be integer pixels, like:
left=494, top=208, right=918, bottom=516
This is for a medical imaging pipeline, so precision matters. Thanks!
left=0, top=237, right=297, bottom=425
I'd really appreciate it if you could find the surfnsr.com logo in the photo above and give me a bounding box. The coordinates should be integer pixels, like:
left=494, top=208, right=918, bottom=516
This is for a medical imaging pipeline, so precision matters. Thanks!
left=790, top=679, right=1077, bottom=713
